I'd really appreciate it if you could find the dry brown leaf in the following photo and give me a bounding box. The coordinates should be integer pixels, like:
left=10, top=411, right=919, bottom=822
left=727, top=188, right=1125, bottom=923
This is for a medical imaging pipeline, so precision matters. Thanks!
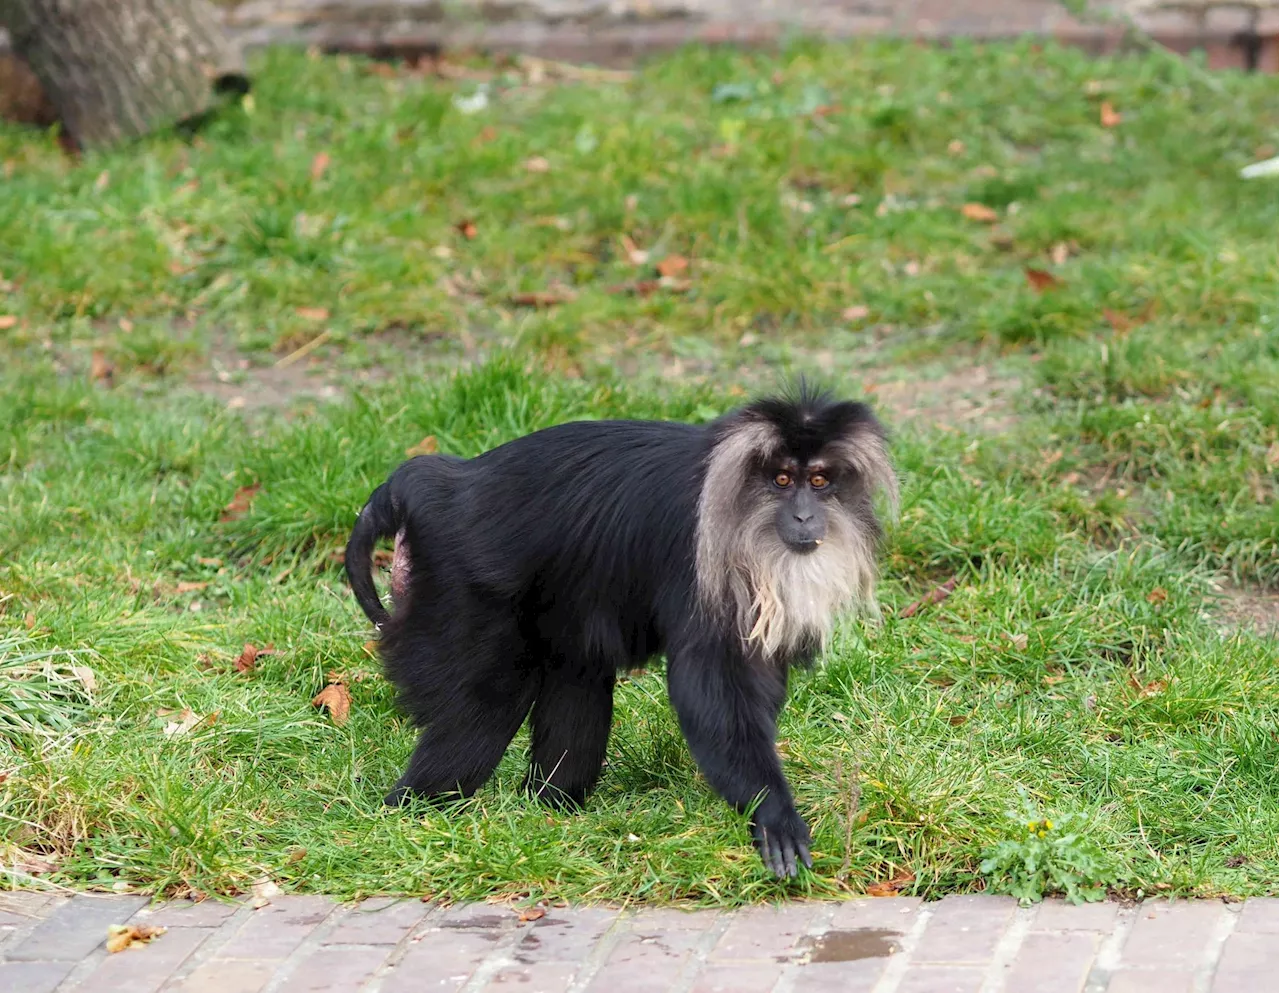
left=947, top=139, right=965, bottom=155
left=1146, top=587, right=1168, bottom=605
left=24, top=612, right=35, bottom=630
left=0, top=316, right=17, bottom=330
left=250, top=877, right=281, bottom=909
left=606, top=280, right=660, bottom=298
left=947, top=715, right=968, bottom=726
left=510, top=290, right=576, bottom=308
left=866, top=869, right=915, bottom=897
left=162, top=708, right=204, bottom=736
left=656, top=254, right=689, bottom=278
left=310, top=151, right=331, bottom=181
left=900, top=577, right=958, bottom=618
left=1103, top=308, right=1133, bottom=334
left=842, top=305, right=870, bottom=322
left=456, top=219, right=478, bottom=240
left=1003, top=632, right=1029, bottom=652
left=234, top=642, right=264, bottom=674
left=620, top=234, right=649, bottom=265
left=1050, top=241, right=1071, bottom=266
left=287, top=847, right=307, bottom=864
left=220, top=484, right=261, bottom=522
left=70, top=666, right=96, bottom=694
left=362, top=640, right=379, bottom=657
left=989, top=228, right=1015, bottom=250
left=406, top=435, right=439, bottom=457
left=94, top=170, right=110, bottom=193
left=295, top=306, right=329, bottom=321
left=961, top=202, right=999, bottom=223
left=1024, top=268, right=1063, bottom=292
left=8, top=848, right=58, bottom=877
left=523, top=156, right=550, bottom=173
left=312, top=682, right=352, bottom=726
left=106, top=924, right=166, bottom=953
left=1100, top=102, right=1122, bottom=128
left=197, top=557, right=222, bottom=568
left=175, top=581, right=208, bottom=594
left=90, top=350, right=115, bottom=385
left=1127, top=674, right=1166, bottom=699
left=516, top=906, right=546, bottom=923
left=372, top=549, right=394, bottom=568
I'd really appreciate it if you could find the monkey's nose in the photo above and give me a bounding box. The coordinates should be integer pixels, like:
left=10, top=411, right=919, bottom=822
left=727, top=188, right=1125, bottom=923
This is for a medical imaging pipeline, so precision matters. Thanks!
left=793, top=510, right=814, bottom=523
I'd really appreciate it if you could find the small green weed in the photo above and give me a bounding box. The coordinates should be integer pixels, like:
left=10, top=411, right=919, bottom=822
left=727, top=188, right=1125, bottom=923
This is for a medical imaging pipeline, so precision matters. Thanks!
left=980, top=795, right=1118, bottom=906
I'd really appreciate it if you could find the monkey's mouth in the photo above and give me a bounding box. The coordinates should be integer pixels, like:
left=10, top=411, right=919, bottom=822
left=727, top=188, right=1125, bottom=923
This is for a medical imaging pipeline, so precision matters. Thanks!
left=787, top=538, right=823, bottom=554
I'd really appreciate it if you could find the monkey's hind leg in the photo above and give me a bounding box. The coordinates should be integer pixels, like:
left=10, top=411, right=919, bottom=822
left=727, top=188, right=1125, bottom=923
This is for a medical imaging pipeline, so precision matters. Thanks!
left=526, top=665, right=614, bottom=809
left=384, top=636, right=540, bottom=806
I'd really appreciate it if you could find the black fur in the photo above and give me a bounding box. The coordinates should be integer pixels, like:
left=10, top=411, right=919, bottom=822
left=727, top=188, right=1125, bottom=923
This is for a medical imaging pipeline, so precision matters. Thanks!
left=345, top=396, right=886, bottom=877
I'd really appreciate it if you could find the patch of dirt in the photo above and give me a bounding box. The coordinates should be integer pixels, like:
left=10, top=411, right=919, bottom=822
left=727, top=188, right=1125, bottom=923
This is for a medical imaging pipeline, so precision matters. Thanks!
left=1214, top=583, right=1278, bottom=639
left=859, top=364, right=1020, bottom=434
left=187, top=351, right=345, bottom=410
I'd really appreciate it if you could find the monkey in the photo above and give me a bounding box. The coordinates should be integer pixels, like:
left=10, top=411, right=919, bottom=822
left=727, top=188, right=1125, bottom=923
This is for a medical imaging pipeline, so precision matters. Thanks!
left=344, top=386, right=896, bottom=878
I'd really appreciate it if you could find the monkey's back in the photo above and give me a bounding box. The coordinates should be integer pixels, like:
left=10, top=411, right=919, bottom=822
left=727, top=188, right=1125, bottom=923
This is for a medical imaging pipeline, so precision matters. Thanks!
left=389, top=419, right=710, bottom=671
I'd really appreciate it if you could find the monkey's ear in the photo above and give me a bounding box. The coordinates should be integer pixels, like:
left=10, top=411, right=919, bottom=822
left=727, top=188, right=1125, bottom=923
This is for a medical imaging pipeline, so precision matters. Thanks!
left=836, top=418, right=899, bottom=521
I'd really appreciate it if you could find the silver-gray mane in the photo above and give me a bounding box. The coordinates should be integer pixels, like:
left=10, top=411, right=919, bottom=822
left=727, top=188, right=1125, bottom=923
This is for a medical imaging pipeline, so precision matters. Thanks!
left=694, top=415, right=897, bottom=658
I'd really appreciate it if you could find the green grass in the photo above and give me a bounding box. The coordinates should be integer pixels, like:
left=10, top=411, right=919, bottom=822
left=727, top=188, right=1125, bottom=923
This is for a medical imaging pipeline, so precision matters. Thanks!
left=0, top=39, right=1275, bottom=906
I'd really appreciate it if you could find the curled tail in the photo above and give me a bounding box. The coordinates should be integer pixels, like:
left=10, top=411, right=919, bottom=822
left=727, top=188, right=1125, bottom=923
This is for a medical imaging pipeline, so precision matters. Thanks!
left=344, top=482, right=398, bottom=629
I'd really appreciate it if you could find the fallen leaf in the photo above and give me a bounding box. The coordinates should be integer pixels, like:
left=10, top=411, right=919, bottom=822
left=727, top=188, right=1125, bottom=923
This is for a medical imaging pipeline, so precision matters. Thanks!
left=287, top=847, right=307, bottom=863
left=516, top=906, right=546, bottom=923
left=7, top=848, right=58, bottom=877
left=947, top=715, right=968, bottom=726
left=1100, top=101, right=1122, bottom=128
left=866, top=869, right=915, bottom=897
left=606, top=280, right=660, bottom=297
left=295, top=306, right=329, bottom=321
left=1051, top=241, right=1071, bottom=266
left=656, top=254, right=689, bottom=278
left=1003, top=632, right=1029, bottom=652
left=372, top=549, right=394, bottom=568
left=842, top=305, right=870, bottom=321
left=900, top=577, right=958, bottom=618
left=94, top=170, right=110, bottom=193
left=70, top=666, right=96, bottom=694
left=405, top=435, right=439, bottom=457
left=162, top=709, right=204, bottom=736
left=523, top=156, right=550, bottom=173
left=961, top=202, right=999, bottom=223
left=1103, top=308, right=1133, bottom=334
left=0, top=315, right=17, bottom=329
left=90, top=350, right=115, bottom=385
left=1127, top=674, right=1167, bottom=699
left=362, top=640, right=379, bottom=656
left=510, top=289, right=576, bottom=307
left=234, top=643, right=259, bottom=674
left=310, top=151, right=330, bottom=181
left=947, top=139, right=965, bottom=155
left=250, top=877, right=281, bottom=909
left=197, top=557, right=222, bottom=568
left=220, top=484, right=261, bottom=522
left=1146, top=587, right=1168, bottom=605
left=456, top=218, right=478, bottom=240
left=175, top=581, right=208, bottom=594
left=106, top=924, right=166, bottom=953
left=1024, top=267, right=1063, bottom=292
left=24, top=612, right=35, bottom=630
left=620, top=234, right=649, bottom=265
left=312, top=682, right=352, bottom=726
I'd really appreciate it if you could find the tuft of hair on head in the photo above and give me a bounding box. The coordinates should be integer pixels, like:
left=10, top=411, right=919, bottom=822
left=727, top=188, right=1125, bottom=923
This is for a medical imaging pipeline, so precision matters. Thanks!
left=694, top=384, right=898, bottom=657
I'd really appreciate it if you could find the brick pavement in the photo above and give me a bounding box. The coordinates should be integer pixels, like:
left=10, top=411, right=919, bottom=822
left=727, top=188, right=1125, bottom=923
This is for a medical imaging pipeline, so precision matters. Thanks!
left=0, top=890, right=1274, bottom=992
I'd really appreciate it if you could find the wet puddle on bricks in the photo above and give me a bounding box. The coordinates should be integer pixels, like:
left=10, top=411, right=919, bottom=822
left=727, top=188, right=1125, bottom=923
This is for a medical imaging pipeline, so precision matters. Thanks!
left=798, top=928, right=901, bottom=962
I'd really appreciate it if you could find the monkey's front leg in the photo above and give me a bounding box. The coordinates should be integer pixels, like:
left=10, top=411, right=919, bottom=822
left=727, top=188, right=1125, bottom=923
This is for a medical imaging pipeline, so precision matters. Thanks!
left=666, top=641, right=813, bottom=878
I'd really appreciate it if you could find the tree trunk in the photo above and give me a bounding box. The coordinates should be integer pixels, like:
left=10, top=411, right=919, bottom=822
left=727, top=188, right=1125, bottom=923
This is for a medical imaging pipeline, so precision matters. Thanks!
left=0, top=0, right=248, bottom=150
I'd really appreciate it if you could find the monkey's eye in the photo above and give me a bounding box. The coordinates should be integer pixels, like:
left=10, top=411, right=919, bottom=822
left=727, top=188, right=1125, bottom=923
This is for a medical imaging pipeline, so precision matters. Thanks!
left=773, top=472, right=793, bottom=488
left=810, top=473, right=830, bottom=490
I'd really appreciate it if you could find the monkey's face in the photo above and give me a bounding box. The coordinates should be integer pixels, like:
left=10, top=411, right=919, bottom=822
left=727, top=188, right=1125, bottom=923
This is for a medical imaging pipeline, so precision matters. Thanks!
left=767, top=463, right=835, bottom=553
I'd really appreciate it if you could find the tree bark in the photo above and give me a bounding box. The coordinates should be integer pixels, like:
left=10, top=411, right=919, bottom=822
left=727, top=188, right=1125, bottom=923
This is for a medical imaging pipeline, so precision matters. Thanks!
left=0, top=0, right=248, bottom=150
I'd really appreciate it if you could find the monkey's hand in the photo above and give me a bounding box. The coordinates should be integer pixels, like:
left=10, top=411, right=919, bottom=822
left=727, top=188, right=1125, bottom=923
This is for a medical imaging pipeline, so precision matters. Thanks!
left=751, top=802, right=813, bottom=879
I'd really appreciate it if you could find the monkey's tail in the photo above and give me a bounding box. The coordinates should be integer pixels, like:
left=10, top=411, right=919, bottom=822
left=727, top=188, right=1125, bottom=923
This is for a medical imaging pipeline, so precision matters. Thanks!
left=344, top=482, right=398, bottom=629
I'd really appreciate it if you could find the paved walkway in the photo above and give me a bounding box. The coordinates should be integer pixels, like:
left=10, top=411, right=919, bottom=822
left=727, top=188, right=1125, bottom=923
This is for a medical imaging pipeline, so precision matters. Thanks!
left=0, top=890, right=1275, bottom=992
